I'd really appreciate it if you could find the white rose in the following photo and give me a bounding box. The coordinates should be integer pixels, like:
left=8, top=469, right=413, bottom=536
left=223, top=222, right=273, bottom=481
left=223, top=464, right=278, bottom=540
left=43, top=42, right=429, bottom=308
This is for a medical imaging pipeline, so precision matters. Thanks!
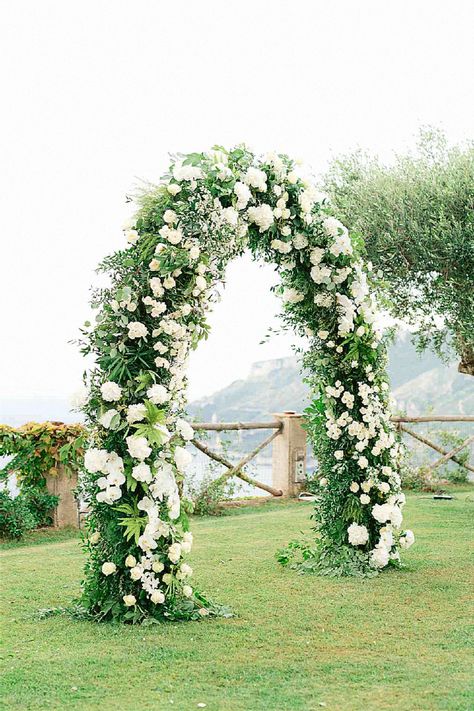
left=167, top=183, right=181, bottom=196
left=172, top=164, right=203, bottom=182
left=89, top=531, right=100, bottom=544
left=281, top=288, right=304, bottom=304
left=176, top=418, right=194, bottom=441
left=293, top=233, right=308, bottom=249
left=391, top=506, right=403, bottom=528
left=357, top=456, right=369, bottom=469
left=182, top=585, right=193, bottom=598
left=174, top=446, right=192, bottom=473
left=309, top=247, right=325, bottom=265
left=127, top=321, right=148, bottom=340
left=126, top=403, right=147, bottom=424
left=360, top=494, right=371, bottom=505
left=270, top=239, right=292, bottom=254
left=322, top=216, right=346, bottom=237
left=378, top=482, right=390, bottom=494
left=150, top=277, right=164, bottom=297
left=349, top=481, right=360, bottom=493
left=195, top=275, right=207, bottom=292
left=310, top=265, right=332, bottom=284
left=152, top=561, right=165, bottom=573
left=99, top=409, right=119, bottom=429
left=334, top=450, right=344, bottom=461
left=369, top=547, right=390, bottom=569
left=100, top=381, right=122, bottom=402
left=151, top=590, right=165, bottom=604
left=84, top=448, right=108, bottom=474
left=347, top=523, right=369, bottom=546
left=180, top=563, right=193, bottom=577
left=130, top=566, right=143, bottom=581
left=125, top=229, right=139, bottom=244
left=125, top=555, right=136, bottom=567
left=247, top=205, right=274, bottom=232
left=234, top=181, right=252, bottom=210
left=371, top=503, right=393, bottom=524
left=123, top=594, right=136, bottom=607
left=126, top=435, right=152, bottom=461
left=101, top=562, right=116, bottom=576
left=189, top=246, right=200, bottom=260
left=399, top=530, right=415, bottom=549
left=244, top=167, right=267, bottom=191
left=163, top=209, right=177, bottom=224
left=147, top=384, right=170, bottom=404
left=168, top=542, right=182, bottom=563
left=132, top=462, right=153, bottom=483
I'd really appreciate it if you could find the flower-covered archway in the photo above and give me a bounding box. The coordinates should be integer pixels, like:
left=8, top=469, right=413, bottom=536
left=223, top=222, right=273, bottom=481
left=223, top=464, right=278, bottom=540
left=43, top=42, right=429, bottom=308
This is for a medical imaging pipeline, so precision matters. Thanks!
left=77, top=147, right=413, bottom=622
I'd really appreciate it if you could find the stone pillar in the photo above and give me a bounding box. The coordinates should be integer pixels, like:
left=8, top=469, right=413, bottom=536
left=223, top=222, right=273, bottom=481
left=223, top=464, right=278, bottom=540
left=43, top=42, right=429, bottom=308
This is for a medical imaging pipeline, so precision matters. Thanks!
left=46, top=463, right=79, bottom=528
left=271, top=412, right=307, bottom=497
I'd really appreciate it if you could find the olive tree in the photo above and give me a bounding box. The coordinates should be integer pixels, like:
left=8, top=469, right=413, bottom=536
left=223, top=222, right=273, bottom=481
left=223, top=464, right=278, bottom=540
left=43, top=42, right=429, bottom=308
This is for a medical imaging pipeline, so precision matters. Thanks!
left=323, top=128, right=474, bottom=374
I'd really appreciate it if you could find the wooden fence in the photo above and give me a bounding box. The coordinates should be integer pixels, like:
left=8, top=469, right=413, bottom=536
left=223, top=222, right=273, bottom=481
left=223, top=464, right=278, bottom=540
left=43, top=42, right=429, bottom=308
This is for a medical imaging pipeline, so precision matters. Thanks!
left=49, top=413, right=474, bottom=526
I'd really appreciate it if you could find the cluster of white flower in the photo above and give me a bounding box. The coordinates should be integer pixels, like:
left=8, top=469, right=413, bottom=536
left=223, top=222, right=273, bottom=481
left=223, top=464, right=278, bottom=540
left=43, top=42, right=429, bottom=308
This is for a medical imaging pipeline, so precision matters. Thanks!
left=84, top=448, right=125, bottom=504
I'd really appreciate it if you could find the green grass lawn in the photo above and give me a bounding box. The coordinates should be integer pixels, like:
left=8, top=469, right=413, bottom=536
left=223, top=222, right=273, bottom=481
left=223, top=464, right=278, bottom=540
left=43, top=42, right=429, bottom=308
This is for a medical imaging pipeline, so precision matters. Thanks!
left=1, top=490, right=473, bottom=711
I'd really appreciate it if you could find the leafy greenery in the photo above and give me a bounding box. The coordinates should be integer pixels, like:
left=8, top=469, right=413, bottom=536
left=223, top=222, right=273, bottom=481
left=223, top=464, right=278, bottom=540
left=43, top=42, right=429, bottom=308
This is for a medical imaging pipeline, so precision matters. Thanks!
left=0, top=423, right=85, bottom=489
left=0, top=491, right=37, bottom=539
left=323, top=127, right=474, bottom=373
left=0, top=422, right=83, bottom=538
left=1, top=493, right=473, bottom=710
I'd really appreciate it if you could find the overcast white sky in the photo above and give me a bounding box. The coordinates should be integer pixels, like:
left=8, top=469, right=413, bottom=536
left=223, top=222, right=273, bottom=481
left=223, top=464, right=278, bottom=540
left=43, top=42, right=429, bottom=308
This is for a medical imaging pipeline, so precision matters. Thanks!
left=1, top=0, right=473, bottom=410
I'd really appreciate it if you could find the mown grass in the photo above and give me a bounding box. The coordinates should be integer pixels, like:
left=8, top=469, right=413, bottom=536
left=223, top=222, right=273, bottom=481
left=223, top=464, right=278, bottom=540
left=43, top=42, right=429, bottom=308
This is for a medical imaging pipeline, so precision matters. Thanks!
left=1, top=489, right=473, bottom=711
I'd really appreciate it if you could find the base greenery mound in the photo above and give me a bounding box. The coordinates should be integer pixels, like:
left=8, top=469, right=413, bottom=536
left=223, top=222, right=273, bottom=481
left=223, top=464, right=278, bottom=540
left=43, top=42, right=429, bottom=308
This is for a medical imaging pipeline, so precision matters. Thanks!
left=1, top=491, right=473, bottom=711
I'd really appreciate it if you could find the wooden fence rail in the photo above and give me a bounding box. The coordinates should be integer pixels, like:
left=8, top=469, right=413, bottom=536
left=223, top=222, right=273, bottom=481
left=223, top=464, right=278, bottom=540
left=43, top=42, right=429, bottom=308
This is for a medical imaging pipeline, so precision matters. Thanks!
left=40, top=413, right=474, bottom=526
left=191, top=414, right=474, bottom=499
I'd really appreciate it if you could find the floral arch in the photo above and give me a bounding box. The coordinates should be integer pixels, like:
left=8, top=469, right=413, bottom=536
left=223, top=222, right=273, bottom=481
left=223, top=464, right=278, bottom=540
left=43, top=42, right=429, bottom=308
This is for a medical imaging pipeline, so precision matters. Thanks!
left=76, top=147, right=413, bottom=623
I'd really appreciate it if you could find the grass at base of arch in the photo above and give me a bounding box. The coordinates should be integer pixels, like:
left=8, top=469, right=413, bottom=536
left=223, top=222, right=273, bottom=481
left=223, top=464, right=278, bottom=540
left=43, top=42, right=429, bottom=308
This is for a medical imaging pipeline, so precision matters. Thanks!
left=1, top=486, right=473, bottom=711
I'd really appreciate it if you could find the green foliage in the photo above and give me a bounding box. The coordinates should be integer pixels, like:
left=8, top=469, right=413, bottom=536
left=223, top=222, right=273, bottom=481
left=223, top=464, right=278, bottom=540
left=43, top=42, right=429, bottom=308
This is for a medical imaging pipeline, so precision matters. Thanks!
left=19, top=489, right=59, bottom=527
left=277, top=537, right=380, bottom=577
left=114, top=502, right=147, bottom=543
left=0, top=491, right=37, bottom=539
left=0, top=422, right=84, bottom=489
left=0, top=422, right=83, bottom=539
left=323, top=127, right=474, bottom=370
left=185, top=470, right=239, bottom=517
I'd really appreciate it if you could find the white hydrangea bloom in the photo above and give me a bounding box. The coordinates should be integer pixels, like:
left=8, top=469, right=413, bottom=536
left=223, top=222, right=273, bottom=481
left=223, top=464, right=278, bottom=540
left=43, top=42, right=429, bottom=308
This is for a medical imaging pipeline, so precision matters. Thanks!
left=126, top=435, right=152, bottom=461
left=347, top=522, right=369, bottom=546
left=247, top=205, right=274, bottom=232
left=100, top=381, right=122, bottom=402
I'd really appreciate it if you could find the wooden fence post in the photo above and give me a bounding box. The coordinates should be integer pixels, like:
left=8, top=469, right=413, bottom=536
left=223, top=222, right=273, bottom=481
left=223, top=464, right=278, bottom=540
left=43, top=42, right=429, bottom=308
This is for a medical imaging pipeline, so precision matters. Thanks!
left=271, top=412, right=307, bottom=497
left=46, top=463, right=79, bottom=528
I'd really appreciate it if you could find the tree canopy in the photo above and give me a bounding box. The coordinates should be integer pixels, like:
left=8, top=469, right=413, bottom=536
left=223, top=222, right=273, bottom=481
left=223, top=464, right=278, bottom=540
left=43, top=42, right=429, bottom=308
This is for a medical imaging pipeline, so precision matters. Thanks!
left=323, top=129, right=474, bottom=374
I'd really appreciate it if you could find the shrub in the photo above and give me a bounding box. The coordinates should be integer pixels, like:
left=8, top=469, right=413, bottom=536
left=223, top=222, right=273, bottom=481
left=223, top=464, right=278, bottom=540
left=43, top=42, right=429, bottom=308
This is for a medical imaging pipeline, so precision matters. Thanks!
left=0, top=490, right=37, bottom=539
left=20, top=489, right=59, bottom=527
left=185, top=471, right=240, bottom=516
left=401, top=464, right=445, bottom=492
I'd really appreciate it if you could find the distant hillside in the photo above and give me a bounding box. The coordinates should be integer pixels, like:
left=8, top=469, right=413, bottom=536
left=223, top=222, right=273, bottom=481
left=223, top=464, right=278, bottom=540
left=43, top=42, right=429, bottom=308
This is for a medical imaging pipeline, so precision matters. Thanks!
left=188, top=336, right=473, bottom=422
